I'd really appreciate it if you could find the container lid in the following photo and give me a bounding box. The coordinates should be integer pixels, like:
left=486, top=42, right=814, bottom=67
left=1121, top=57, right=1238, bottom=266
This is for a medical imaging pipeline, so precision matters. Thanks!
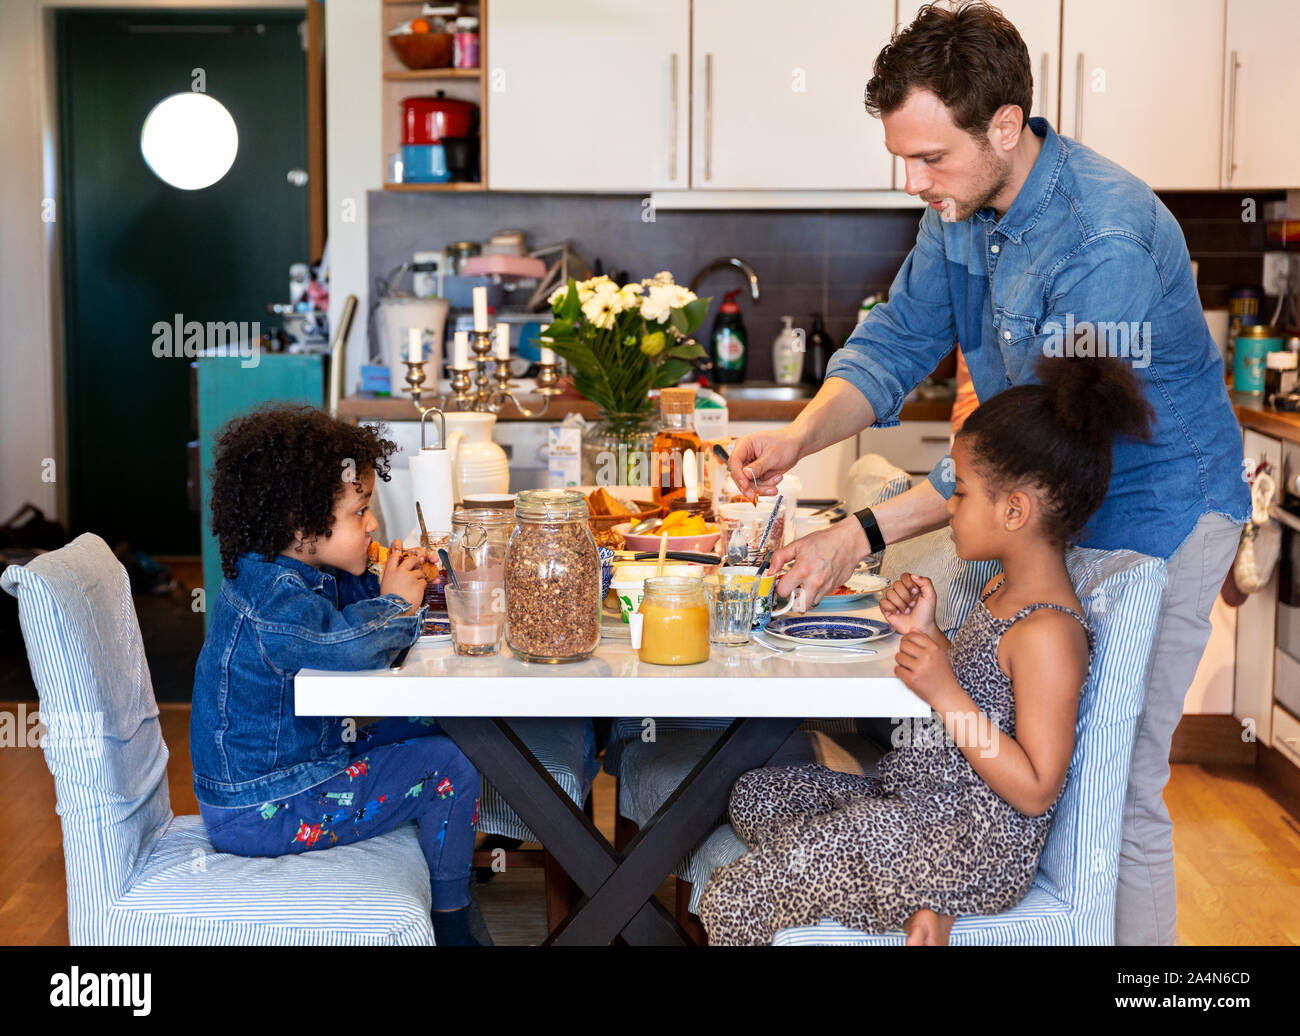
left=660, top=386, right=696, bottom=414
left=513, top=488, right=588, bottom=520
left=642, top=575, right=706, bottom=598
left=1267, top=350, right=1297, bottom=369
left=1238, top=324, right=1279, bottom=338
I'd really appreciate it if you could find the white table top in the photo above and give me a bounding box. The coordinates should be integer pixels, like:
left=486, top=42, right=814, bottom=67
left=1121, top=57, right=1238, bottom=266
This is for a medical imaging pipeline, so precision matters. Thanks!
left=295, top=603, right=925, bottom=719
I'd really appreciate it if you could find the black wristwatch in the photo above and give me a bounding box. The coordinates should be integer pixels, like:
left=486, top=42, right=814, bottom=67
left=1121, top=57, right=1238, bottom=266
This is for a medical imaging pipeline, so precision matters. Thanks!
left=854, top=506, right=887, bottom=554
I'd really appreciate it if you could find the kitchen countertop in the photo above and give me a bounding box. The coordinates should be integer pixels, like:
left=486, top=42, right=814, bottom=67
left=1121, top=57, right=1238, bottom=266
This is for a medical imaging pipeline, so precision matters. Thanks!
left=1232, top=391, right=1300, bottom=446
left=339, top=393, right=955, bottom=424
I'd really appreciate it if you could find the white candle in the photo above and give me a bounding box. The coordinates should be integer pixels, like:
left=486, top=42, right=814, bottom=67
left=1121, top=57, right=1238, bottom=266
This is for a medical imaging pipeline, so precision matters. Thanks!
left=684, top=449, right=699, bottom=503
left=453, top=330, right=470, bottom=369
left=473, top=286, right=488, bottom=332
left=494, top=322, right=511, bottom=360
left=540, top=346, right=556, bottom=365
left=408, top=326, right=422, bottom=365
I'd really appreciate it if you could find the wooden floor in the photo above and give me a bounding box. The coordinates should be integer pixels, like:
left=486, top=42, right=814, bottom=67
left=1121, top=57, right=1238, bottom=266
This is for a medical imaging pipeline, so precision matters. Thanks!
left=2, top=702, right=1297, bottom=945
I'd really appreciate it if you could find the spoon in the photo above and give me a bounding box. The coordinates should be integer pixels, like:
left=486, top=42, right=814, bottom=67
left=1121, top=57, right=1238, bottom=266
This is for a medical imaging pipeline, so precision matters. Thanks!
left=628, top=515, right=664, bottom=535
left=437, top=548, right=460, bottom=590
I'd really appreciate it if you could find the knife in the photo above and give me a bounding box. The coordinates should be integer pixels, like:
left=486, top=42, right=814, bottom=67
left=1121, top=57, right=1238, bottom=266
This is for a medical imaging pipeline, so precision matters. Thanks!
left=415, top=500, right=430, bottom=549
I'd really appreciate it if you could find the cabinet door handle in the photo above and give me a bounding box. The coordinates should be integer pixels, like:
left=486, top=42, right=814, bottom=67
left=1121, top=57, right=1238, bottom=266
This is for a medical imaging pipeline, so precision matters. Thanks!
left=705, top=52, right=714, bottom=181
left=1039, top=52, right=1049, bottom=117
left=1227, top=50, right=1241, bottom=184
left=1074, top=53, right=1085, bottom=140
left=669, top=52, right=679, bottom=182
left=920, top=435, right=951, bottom=444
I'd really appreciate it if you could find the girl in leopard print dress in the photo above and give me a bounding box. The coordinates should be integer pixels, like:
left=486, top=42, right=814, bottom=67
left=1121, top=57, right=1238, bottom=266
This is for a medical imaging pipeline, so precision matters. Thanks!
left=698, top=353, right=1153, bottom=946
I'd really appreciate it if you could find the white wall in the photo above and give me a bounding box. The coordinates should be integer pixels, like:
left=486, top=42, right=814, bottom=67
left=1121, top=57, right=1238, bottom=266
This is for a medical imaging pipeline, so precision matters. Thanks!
left=0, top=0, right=313, bottom=527
left=324, top=0, right=382, bottom=401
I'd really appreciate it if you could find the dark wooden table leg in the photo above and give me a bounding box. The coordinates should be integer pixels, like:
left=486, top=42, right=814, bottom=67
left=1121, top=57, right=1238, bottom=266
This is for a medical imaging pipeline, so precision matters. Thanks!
left=436, top=716, right=686, bottom=945
left=552, top=716, right=801, bottom=947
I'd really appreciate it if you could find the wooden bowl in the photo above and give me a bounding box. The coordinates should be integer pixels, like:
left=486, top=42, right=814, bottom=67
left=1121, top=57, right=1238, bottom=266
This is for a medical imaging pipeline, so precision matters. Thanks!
left=389, top=32, right=453, bottom=70
left=577, top=486, right=662, bottom=532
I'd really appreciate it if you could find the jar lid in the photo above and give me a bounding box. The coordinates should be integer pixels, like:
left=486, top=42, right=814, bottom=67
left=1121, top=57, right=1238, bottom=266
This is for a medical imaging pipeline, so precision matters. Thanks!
left=1267, top=350, right=1297, bottom=369
left=454, top=505, right=514, bottom=523
left=1238, top=324, right=1279, bottom=338
left=513, top=488, right=588, bottom=520
left=643, top=576, right=705, bottom=598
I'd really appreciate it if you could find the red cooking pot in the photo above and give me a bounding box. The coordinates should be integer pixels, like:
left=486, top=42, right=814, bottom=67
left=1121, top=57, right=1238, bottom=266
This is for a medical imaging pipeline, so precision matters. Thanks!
left=402, top=93, right=477, bottom=144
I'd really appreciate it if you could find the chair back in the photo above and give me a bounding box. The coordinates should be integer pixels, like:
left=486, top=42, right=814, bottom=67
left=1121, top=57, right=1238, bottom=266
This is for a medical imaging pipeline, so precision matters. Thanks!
left=1, top=533, right=172, bottom=943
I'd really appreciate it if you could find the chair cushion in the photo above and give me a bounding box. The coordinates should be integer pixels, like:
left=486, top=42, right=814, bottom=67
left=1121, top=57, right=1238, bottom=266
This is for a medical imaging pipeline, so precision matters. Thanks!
left=476, top=718, right=598, bottom=843
left=108, top=815, right=434, bottom=945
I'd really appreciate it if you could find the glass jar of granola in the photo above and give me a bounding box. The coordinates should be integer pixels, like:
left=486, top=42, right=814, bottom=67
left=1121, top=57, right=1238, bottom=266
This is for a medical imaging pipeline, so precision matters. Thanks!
left=504, top=489, right=601, bottom=663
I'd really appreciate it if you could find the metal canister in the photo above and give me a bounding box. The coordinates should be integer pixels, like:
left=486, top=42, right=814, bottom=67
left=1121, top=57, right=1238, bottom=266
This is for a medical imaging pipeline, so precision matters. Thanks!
left=445, top=241, right=480, bottom=276
left=1233, top=324, right=1282, bottom=394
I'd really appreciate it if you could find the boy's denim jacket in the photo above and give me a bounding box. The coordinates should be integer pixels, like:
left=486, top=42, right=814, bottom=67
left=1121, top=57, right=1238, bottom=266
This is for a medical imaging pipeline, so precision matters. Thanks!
left=190, top=552, right=424, bottom=808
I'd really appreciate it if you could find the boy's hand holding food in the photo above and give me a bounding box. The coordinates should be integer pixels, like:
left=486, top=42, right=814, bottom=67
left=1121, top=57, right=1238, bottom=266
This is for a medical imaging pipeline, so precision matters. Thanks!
left=376, top=539, right=430, bottom=615
left=880, top=572, right=938, bottom=637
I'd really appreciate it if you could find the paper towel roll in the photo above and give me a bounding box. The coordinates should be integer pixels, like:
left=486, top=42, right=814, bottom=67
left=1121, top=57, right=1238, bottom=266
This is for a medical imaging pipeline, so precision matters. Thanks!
left=409, top=448, right=454, bottom=537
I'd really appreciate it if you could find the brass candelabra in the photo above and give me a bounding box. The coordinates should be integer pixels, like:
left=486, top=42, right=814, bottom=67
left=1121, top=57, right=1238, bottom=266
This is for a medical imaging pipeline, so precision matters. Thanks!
left=402, top=326, right=561, bottom=418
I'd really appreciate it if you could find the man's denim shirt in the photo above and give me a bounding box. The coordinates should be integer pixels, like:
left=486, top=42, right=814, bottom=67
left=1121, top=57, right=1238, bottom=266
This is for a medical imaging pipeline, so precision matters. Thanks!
left=191, top=552, right=424, bottom=808
left=826, top=117, right=1250, bottom=559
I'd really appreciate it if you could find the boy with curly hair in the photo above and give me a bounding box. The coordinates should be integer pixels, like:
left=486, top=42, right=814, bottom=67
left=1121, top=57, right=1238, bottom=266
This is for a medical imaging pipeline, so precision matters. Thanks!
left=191, top=404, right=486, bottom=945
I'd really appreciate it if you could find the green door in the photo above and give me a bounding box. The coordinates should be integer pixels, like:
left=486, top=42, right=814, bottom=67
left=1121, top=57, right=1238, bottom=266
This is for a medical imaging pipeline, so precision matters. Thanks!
left=57, top=10, right=309, bottom=555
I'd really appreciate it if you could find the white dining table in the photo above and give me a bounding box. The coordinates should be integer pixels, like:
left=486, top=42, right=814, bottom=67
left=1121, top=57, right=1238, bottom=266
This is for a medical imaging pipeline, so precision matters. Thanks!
left=295, top=602, right=922, bottom=945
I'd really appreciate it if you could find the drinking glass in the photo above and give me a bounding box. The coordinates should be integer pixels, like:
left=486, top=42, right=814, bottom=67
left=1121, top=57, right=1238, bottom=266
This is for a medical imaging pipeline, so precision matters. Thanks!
left=705, top=576, right=759, bottom=646
left=445, top=581, right=506, bottom=656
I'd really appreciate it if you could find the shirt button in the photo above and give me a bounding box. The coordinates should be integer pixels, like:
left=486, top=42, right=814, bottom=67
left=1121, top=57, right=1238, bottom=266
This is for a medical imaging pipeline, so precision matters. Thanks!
left=1003, top=330, right=1012, bottom=340
left=991, top=244, right=1001, bottom=254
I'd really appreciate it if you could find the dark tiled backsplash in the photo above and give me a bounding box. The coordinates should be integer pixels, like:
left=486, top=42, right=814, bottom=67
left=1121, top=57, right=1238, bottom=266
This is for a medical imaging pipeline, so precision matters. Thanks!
left=369, top=189, right=1284, bottom=382
left=369, top=191, right=918, bottom=382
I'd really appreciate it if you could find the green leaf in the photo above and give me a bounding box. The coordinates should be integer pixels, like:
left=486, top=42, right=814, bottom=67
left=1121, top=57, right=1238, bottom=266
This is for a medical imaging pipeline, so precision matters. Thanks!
left=558, top=278, right=582, bottom=322
left=650, top=358, right=691, bottom=388
left=665, top=340, right=706, bottom=361
left=678, top=296, right=712, bottom=333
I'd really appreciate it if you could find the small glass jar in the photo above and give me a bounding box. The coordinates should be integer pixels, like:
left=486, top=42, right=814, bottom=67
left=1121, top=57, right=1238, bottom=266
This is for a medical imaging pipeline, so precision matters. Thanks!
left=451, top=505, right=512, bottom=584
left=637, top=576, right=710, bottom=665
left=504, top=490, right=601, bottom=663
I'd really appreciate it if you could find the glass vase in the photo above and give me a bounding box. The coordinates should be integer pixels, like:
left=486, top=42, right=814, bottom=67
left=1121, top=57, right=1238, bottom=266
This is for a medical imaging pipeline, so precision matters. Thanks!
left=581, top=410, right=656, bottom=488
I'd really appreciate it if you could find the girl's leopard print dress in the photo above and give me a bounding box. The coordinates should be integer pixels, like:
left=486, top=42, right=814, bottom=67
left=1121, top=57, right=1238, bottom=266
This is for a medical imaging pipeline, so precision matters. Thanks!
left=698, top=578, right=1093, bottom=945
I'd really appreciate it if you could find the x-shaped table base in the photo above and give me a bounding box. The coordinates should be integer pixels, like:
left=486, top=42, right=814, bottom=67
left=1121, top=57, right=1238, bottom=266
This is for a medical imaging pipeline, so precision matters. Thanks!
left=436, top=716, right=802, bottom=946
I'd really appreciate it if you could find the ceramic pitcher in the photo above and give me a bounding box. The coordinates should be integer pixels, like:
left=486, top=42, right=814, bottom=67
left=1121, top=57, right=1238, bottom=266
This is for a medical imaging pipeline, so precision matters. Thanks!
left=442, top=411, right=510, bottom=503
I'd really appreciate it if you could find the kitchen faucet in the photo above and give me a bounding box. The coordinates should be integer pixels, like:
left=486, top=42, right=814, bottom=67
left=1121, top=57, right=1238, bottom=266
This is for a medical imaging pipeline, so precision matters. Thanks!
left=688, top=256, right=761, bottom=302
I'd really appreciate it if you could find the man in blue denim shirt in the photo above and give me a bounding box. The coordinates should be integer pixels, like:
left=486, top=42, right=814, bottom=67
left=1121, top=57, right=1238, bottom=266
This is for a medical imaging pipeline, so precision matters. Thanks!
left=731, top=5, right=1248, bottom=946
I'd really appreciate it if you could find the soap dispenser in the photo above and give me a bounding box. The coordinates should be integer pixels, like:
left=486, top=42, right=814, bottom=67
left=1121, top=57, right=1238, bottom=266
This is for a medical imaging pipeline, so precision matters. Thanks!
left=772, top=315, right=803, bottom=385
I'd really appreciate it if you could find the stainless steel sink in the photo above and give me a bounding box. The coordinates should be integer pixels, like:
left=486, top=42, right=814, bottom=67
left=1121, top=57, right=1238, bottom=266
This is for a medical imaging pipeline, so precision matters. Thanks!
left=716, top=382, right=817, bottom=401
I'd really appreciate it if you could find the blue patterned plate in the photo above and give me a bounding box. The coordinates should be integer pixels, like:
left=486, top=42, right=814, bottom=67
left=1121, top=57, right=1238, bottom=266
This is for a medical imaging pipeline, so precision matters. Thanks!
left=764, top=615, right=893, bottom=647
left=419, top=616, right=453, bottom=642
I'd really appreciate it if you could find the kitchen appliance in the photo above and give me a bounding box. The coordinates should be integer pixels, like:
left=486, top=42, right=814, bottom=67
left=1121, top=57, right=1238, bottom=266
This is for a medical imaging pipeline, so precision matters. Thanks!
left=378, top=296, right=450, bottom=396
left=1273, top=441, right=1300, bottom=722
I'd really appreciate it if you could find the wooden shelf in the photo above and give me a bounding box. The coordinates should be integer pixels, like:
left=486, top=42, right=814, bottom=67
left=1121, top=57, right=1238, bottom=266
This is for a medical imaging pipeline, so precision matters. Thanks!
left=383, top=181, right=485, bottom=191
left=383, top=67, right=481, bottom=80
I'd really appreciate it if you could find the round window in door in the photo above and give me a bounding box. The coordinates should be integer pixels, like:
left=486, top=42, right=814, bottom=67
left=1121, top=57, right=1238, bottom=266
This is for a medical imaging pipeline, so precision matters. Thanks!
left=139, top=92, right=238, bottom=190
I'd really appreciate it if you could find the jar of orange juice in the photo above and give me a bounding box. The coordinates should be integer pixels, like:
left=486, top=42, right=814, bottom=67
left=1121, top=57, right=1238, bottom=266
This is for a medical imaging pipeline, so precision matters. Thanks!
left=634, top=576, right=710, bottom=665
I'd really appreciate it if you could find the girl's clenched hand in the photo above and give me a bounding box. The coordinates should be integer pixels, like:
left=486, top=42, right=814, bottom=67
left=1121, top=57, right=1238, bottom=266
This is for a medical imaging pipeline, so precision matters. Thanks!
left=879, top=572, right=937, bottom=636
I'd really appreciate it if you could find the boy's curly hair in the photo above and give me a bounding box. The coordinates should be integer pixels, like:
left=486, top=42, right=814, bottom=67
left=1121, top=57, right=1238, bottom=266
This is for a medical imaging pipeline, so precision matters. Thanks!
left=210, top=404, right=397, bottom=578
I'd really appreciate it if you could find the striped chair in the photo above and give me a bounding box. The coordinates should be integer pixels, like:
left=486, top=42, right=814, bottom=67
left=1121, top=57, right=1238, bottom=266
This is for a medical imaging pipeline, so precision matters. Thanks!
left=2, top=534, right=440, bottom=945
left=768, top=546, right=1168, bottom=945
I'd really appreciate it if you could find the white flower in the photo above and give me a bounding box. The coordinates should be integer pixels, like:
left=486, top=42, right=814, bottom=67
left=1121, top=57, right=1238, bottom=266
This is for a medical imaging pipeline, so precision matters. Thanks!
left=616, top=283, right=643, bottom=312
left=581, top=293, right=618, bottom=329
left=641, top=271, right=675, bottom=288
left=668, top=285, right=697, bottom=308
left=640, top=284, right=675, bottom=324
left=548, top=285, right=569, bottom=307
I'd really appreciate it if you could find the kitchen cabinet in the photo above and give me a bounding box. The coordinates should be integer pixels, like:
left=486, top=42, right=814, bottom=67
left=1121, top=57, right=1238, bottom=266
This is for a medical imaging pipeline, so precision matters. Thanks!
left=486, top=0, right=690, bottom=191
left=690, top=0, right=895, bottom=190
left=1235, top=428, right=1281, bottom=747
left=1221, top=0, right=1300, bottom=189
left=892, top=0, right=1060, bottom=190
left=858, top=421, right=951, bottom=477
left=1060, top=0, right=1224, bottom=190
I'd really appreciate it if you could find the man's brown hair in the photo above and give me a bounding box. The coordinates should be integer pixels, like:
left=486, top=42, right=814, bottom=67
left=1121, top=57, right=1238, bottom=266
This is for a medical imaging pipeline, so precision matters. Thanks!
left=864, top=1, right=1033, bottom=140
